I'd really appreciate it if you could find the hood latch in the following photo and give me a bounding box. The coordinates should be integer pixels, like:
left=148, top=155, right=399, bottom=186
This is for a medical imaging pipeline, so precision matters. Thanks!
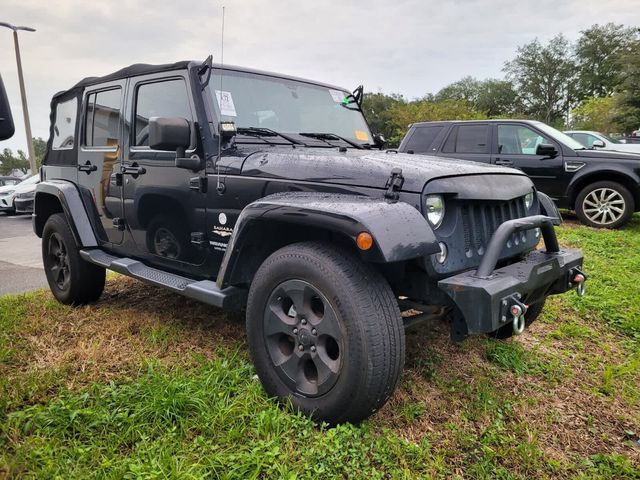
left=384, top=168, right=404, bottom=202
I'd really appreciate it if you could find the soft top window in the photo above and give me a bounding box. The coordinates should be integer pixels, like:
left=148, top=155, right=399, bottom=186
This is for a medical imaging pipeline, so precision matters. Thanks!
left=52, top=97, right=78, bottom=150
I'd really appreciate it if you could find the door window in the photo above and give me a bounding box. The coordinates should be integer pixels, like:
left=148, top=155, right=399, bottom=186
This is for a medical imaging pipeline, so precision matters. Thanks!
left=404, top=125, right=444, bottom=152
left=497, top=125, right=550, bottom=155
left=85, top=88, right=122, bottom=147
left=571, top=132, right=597, bottom=148
left=442, top=124, right=489, bottom=154
left=134, top=79, right=192, bottom=147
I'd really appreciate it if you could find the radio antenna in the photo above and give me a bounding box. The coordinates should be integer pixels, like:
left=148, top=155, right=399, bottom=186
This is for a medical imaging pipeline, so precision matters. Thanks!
left=216, top=5, right=226, bottom=193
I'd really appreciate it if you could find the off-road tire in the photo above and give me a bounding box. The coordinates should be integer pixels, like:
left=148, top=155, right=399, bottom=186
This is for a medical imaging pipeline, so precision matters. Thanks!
left=488, top=299, right=545, bottom=340
left=42, top=213, right=105, bottom=305
left=246, top=241, right=405, bottom=424
left=575, top=181, right=634, bottom=229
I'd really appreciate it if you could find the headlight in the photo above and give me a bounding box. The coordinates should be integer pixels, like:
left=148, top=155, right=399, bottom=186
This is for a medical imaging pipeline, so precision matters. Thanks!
left=425, top=194, right=445, bottom=229
left=524, top=192, right=534, bottom=210
left=0, top=190, right=14, bottom=197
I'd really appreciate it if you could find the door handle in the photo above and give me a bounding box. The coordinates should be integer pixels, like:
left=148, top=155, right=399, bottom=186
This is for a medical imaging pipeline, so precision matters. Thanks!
left=78, top=161, right=97, bottom=174
left=494, top=158, right=514, bottom=166
left=121, top=164, right=146, bottom=176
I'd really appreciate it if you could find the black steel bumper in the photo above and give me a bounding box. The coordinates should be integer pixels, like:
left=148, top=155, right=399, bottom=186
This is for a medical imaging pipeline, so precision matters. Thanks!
left=438, top=215, right=585, bottom=335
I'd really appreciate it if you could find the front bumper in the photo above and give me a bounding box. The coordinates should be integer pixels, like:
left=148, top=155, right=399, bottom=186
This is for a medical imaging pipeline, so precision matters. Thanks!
left=438, top=215, right=585, bottom=335
left=14, top=197, right=34, bottom=213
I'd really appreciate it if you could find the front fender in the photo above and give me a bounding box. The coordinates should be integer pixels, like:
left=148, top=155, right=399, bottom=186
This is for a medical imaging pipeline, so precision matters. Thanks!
left=216, top=192, right=438, bottom=288
left=567, top=164, right=640, bottom=201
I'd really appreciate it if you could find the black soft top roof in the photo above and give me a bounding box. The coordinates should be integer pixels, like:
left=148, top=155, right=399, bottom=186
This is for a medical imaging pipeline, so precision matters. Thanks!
left=53, top=60, right=348, bottom=100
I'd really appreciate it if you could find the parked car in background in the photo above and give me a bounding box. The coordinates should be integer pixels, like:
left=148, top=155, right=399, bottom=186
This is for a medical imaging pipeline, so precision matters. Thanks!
left=0, top=174, right=39, bottom=215
left=14, top=183, right=38, bottom=214
left=0, top=176, right=22, bottom=187
left=399, top=120, right=640, bottom=228
left=564, top=130, right=640, bottom=154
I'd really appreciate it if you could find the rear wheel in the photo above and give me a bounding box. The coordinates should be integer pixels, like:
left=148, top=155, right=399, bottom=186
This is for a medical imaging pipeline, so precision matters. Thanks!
left=246, top=241, right=405, bottom=424
left=575, top=181, right=634, bottom=229
left=42, top=213, right=105, bottom=305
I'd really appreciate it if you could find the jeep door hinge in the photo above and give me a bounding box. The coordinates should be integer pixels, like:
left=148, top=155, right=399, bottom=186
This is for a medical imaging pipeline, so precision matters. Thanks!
left=189, top=176, right=208, bottom=193
left=112, top=217, right=125, bottom=231
left=384, top=168, right=404, bottom=201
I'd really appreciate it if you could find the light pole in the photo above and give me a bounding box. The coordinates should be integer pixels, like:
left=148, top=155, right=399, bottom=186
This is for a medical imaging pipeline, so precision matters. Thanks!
left=0, top=21, right=36, bottom=174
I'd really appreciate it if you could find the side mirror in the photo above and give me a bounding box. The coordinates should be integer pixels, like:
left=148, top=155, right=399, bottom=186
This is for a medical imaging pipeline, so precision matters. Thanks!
left=592, top=139, right=605, bottom=148
left=149, top=116, right=191, bottom=152
left=373, top=133, right=387, bottom=149
left=0, top=75, right=15, bottom=141
left=536, top=143, right=558, bottom=158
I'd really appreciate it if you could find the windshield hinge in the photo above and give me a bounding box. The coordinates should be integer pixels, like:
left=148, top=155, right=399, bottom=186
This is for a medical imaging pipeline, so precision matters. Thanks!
left=384, top=168, right=404, bottom=202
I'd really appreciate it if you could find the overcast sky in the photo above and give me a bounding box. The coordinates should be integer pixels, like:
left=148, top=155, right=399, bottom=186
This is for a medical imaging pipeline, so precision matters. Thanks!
left=1, top=0, right=639, bottom=153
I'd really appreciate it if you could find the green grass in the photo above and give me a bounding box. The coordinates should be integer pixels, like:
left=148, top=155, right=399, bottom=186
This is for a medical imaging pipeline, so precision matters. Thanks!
left=1, top=217, right=639, bottom=478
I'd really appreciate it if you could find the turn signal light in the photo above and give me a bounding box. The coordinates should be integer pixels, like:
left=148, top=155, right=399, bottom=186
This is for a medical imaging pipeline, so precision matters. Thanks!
left=356, top=232, right=374, bottom=251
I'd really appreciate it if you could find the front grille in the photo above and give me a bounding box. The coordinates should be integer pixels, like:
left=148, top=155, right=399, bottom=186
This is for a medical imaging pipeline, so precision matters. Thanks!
left=460, top=197, right=527, bottom=257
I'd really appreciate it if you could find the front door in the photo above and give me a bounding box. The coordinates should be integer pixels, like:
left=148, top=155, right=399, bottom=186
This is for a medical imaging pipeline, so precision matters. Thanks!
left=121, top=73, right=207, bottom=271
left=77, top=80, right=126, bottom=244
left=492, top=123, right=565, bottom=199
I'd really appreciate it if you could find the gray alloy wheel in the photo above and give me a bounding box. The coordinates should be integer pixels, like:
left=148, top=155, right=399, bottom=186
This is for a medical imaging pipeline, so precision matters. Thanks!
left=581, top=187, right=626, bottom=226
left=263, top=279, right=343, bottom=397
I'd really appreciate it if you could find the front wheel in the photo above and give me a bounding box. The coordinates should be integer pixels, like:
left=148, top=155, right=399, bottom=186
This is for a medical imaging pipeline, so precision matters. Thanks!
left=42, top=213, right=106, bottom=305
left=246, top=241, right=405, bottom=424
left=575, top=181, right=634, bottom=229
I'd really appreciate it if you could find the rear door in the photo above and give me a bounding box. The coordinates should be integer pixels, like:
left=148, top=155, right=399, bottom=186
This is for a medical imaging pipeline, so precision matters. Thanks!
left=121, top=73, right=207, bottom=271
left=491, top=123, right=565, bottom=198
left=77, top=81, right=126, bottom=244
left=437, top=123, right=492, bottom=163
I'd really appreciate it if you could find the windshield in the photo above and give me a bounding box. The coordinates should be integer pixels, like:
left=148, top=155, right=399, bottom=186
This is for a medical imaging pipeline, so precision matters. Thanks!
left=533, top=122, right=586, bottom=150
left=20, top=175, right=39, bottom=185
left=206, top=69, right=372, bottom=144
left=601, top=133, right=621, bottom=144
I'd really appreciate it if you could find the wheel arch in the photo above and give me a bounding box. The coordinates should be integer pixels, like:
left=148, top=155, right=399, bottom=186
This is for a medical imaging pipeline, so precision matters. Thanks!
left=568, top=170, right=640, bottom=211
left=216, top=192, right=440, bottom=289
left=34, top=180, right=98, bottom=247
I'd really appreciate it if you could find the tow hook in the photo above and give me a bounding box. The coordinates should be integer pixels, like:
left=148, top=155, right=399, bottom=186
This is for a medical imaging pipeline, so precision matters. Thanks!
left=511, top=301, right=528, bottom=335
left=569, top=268, right=587, bottom=297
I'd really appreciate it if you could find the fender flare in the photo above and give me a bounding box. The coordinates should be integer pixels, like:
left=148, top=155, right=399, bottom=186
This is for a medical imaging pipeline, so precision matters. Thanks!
left=34, top=180, right=98, bottom=247
left=216, top=192, right=439, bottom=288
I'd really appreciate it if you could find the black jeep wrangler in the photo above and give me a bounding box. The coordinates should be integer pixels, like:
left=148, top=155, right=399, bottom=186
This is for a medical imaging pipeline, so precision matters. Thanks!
left=34, top=59, right=586, bottom=424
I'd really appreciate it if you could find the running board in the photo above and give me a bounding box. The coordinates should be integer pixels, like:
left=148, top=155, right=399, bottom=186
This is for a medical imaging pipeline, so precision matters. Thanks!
left=80, top=248, right=246, bottom=309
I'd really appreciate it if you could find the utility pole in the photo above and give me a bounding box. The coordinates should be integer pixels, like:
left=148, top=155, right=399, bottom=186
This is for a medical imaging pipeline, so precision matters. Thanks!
left=0, top=22, right=36, bottom=174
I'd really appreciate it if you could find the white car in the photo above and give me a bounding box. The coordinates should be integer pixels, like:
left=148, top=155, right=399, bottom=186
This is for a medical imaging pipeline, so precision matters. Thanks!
left=564, top=130, right=640, bottom=154
left=0, top=174, right=39, bottom=214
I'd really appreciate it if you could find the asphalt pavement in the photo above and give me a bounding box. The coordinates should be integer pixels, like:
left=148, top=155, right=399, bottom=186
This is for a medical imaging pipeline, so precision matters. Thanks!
left=0, top=214, right=48, bottom=296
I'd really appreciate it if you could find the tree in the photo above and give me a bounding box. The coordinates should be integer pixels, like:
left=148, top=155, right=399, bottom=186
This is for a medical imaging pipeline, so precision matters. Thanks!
left=504, top=34, right=576, bottom=125
left=362, top=92, right=405, bottom=142
left=475, top=79, right=522, bottom=117
left=0, top=137, right=47, bottom=175
left=574, top=23, right=639, bottom=99
left=434, top=76, right=481, bottom=104
left=614, top=39, right=640, bottom=133
left=571, top=96, right=621, bottom=133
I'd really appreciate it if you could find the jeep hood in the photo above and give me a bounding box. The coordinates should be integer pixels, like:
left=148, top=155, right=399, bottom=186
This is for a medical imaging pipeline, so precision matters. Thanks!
left=240, top=148, right=526, bottom=192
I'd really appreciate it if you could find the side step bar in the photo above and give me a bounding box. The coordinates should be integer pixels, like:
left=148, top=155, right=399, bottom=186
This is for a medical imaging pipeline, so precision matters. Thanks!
left=80, top=249, right=246, bottom=309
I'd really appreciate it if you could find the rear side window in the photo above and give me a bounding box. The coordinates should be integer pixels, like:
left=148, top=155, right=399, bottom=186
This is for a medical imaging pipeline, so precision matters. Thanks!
left=52, top=98, right=78, bottom=150
left=85, top=88, right=122, bottom=147
left=134, top=79, right=192, bottom=147
left=404, top=125, right=443, bottom=153
left=442, top=124, right=489, bottom=154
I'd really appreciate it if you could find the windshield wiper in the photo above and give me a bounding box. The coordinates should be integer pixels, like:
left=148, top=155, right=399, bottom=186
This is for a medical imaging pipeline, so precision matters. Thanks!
left=299, top=132, right=365, bottom=150
left=236, top=127, right=304, bottom=145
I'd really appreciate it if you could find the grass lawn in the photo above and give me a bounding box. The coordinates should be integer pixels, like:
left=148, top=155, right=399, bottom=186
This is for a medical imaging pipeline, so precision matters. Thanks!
left=1, top=214, right=639, bottom=479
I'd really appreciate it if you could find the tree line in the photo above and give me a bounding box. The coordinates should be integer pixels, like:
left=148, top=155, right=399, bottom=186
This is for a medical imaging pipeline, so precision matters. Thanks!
left=0, top=137, right=46, bottom=176
left=363, top=23, right=640, bottom=146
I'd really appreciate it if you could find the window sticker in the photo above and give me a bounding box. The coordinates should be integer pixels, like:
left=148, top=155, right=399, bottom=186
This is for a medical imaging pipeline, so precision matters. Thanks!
left=355, top=130, right=369, bottom=142
left=329, top=89, right=347, bottom=103
left=215, top=90, right=237, bottom=117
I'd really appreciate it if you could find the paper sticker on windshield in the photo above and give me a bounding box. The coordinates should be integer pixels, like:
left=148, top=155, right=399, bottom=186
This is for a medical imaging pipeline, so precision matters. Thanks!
left=329, top=89, right=347, bottom=103
left=215, top=90, right=237, bottom=117
left=355, top=130, right=369, bottom=142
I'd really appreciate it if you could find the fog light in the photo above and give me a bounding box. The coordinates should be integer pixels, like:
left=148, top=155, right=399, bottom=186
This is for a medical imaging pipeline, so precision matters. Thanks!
left=435, top=242, right=448, bottom=264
